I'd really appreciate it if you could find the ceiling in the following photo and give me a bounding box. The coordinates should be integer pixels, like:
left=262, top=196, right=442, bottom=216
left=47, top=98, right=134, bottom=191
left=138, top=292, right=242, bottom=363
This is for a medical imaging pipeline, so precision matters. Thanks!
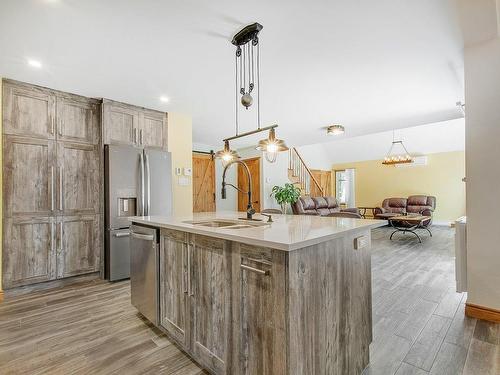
left=0, top=0, right=465, bottom=148
left=298, top=118, right=465, bottom=169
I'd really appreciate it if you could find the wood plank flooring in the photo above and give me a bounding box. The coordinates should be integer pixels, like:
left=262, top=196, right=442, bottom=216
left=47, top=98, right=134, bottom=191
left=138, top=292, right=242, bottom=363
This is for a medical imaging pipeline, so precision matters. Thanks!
left=0, top=278, right=207, bottom=374
left=365, top=226, right=500, bottom=375
left=0, top=226, right=498, bottom=374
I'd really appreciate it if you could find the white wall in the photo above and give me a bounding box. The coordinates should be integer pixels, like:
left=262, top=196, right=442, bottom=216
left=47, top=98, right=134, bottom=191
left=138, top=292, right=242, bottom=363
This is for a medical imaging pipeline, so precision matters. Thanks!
left=465, top=36, right=500, bottom=310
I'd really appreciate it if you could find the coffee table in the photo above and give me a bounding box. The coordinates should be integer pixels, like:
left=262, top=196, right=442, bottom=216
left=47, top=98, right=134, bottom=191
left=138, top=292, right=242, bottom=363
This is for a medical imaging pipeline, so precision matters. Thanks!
left=358, top=206, right=377, bottom=219
left=388, top=215, right=432, bottom=243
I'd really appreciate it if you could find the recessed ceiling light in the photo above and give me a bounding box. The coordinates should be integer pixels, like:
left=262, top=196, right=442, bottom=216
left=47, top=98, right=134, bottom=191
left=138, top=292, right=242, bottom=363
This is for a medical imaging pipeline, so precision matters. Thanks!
left=160, top=96, right=169, bottom=103
left=27, top=59, right=42, bottom=68
left=327, top=125, right=345, bottom=136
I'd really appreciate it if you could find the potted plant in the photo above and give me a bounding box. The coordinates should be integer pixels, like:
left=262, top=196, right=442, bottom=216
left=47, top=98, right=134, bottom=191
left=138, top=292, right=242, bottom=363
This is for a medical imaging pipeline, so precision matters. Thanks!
left=270, top=183, right=301, bottom=214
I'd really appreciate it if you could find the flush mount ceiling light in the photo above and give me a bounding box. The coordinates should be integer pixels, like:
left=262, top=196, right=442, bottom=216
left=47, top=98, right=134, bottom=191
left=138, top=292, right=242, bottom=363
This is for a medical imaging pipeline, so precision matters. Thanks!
left=382, top=130, right=413, bottom=166
left=327, top=125, right=345, bottom=136
left=27, top=59, right=42, bottom=68
left=215, top=22, right=289, bottom=165
left=159, top=96, right=169, bottom=103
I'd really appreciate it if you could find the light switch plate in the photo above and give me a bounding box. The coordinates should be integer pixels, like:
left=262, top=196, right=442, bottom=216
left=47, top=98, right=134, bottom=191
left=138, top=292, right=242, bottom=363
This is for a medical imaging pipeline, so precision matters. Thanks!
left=183, top=167, right=192, bottom=176
left=354, top=235, right=368, bottom=250
left=175, top=167, right=182, bottom=176
left=178, top=176, right=190, bottom=186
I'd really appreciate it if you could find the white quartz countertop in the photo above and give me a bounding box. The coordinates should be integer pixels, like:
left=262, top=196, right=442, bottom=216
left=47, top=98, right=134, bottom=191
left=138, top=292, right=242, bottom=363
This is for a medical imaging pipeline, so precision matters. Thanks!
left=130, top=211, right=386, bottom=251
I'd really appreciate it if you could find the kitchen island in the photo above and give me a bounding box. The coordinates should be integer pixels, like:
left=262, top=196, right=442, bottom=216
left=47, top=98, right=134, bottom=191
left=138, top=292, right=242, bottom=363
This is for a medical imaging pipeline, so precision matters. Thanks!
left=130, top=212, right=385, bottom=375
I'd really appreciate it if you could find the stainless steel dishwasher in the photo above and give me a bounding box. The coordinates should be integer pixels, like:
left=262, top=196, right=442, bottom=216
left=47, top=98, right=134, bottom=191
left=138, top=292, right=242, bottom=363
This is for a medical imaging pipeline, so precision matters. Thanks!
left=130, top=224, right=159, bottom=326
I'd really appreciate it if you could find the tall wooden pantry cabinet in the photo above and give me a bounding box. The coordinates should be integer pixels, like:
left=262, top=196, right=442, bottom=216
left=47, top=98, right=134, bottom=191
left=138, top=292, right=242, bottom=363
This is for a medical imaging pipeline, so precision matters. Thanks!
left=2, top=79, right=102, bottom=288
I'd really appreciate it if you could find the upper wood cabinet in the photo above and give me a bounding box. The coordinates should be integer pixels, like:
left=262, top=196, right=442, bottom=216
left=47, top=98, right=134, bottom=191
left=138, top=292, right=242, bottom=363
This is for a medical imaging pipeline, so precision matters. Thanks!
left=2, top=81, right=56, bottom=139
left=102, top=99, right=167, bottom=150
left=56, top=96, right=100, bottom=145
left=139, top=110, right=167, bottom=149
left=3, top=135, right=56, bottom=217
left=102, top=100, right=139, bottom=146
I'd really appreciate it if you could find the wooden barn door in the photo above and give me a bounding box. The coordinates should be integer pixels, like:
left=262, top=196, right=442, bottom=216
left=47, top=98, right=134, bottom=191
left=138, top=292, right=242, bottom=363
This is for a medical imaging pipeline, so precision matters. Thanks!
left=192, top=153, right=216, bottom=212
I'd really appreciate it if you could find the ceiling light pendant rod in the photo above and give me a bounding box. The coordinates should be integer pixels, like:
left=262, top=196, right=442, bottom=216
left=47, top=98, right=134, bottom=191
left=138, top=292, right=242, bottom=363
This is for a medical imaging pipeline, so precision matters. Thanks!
left=257, top=40, right=261, bottom=129
left=223, top=124, right=278, bottom=142
left=235, top=48, right=240, bottom=135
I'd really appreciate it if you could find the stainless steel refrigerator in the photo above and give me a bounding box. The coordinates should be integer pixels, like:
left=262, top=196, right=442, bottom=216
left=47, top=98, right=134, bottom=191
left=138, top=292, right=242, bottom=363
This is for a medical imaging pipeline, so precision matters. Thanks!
left=105, top=145, right=172, bottom=281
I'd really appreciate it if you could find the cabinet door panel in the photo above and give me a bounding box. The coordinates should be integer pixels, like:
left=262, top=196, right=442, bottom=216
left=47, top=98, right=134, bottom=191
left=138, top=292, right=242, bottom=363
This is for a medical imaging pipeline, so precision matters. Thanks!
left=140, top=111, right=166, bottom=149
left=2, top=82, right=55, bottom=139
left=2, top=217, right=56, bottom=288
left=58, top=215, right=100, bottom=278
left=56, top=96, right=99, bottom=144
left=232, top=244, right=287, bottom=375
left=160, top=233, right=189, bottom=346
left=3, top=136, right=56, bottom=217
left=58, top=142, right=100, bottom=215
left=191, top=235, right=231, bottom=374
left=103, top=101, right=139, bottom=146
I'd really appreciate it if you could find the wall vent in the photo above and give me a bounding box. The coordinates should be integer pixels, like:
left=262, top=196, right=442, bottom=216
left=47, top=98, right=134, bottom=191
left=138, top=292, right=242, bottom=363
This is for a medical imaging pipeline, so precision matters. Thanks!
left=395, top=155, right=427, bottom=168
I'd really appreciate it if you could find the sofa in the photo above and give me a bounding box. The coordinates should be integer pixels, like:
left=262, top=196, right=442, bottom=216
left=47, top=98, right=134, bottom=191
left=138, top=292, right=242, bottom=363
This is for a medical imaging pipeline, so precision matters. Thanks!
left=373, top=195, right=436, bottom=226
left=291, top=196, right=361, bottom=218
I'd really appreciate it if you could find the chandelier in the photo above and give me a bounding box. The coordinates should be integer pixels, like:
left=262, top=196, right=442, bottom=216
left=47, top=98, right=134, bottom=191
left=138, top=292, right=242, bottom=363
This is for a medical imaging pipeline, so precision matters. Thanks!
left=215, top=23, right=288, bottom=164
left=382, top=131, right=413, bottom=165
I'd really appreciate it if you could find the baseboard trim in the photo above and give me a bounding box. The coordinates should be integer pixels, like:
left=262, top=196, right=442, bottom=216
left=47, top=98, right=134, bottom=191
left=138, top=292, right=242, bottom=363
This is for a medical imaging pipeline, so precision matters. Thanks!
left=465, top=302, right=500, bottom=323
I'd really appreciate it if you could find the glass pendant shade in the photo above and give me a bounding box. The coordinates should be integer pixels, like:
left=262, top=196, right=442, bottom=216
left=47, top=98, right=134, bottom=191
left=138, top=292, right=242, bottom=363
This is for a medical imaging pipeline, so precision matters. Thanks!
left=215, top=140, right=240, bottom=166
left=256, top=128, right=289, bottom=163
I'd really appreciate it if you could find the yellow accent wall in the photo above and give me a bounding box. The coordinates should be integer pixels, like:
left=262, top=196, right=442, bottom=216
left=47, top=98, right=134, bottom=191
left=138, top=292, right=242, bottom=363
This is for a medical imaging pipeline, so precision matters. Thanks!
left=167, top=112, right=193, bottom=216
left=332, top=151, right=465, bottom=223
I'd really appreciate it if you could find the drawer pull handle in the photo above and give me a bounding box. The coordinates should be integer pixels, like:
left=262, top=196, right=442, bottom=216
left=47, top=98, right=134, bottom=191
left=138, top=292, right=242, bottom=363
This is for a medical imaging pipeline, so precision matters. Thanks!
left=240, top=264, right=270, bottom=276
left=114, top=232, right=130, bottom=238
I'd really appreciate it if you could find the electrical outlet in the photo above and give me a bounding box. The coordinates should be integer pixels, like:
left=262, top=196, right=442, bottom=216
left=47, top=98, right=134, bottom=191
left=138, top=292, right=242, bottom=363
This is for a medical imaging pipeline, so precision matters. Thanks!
left=354, top=235, right=368, bottom=250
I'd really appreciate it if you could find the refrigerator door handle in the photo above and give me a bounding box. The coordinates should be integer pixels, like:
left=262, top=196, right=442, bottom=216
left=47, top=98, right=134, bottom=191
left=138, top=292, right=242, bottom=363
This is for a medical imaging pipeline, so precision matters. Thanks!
left=145, top=152, right=151, bottom=216
left=140, top=152, right=145, bottom=216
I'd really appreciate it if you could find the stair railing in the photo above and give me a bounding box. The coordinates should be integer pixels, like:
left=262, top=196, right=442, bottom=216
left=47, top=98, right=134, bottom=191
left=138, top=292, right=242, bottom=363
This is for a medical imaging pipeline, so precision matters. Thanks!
left=288, top=147, right=324, bottom=196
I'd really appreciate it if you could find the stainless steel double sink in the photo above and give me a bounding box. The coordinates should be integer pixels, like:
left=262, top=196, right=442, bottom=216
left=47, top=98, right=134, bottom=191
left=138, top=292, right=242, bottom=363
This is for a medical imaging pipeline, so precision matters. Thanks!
left=183, top=219, right=269, bottom=230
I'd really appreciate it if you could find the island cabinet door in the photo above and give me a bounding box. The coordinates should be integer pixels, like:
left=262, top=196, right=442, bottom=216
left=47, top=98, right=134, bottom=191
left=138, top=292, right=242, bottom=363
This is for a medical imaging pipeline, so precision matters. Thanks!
left=190, top=235, right=232, bottom=375
left=159, top=229, right=190, bottom=348
left=231, top=243, right=287, bottom=375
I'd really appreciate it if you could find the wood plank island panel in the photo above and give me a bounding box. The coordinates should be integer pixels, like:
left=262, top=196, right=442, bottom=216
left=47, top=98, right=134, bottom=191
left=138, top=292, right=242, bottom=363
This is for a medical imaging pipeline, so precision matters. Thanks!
left=134, top=213, right=381, bottom=375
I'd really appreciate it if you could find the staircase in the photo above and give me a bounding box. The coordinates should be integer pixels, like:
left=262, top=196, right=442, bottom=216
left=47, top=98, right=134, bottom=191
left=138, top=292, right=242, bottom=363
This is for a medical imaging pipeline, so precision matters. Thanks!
left=288, top=147, right=324, bottom=196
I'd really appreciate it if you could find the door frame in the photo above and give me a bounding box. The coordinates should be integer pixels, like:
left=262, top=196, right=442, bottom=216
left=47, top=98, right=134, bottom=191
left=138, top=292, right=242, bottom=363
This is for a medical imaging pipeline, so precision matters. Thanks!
left=237, top=157, right=261, bottom=213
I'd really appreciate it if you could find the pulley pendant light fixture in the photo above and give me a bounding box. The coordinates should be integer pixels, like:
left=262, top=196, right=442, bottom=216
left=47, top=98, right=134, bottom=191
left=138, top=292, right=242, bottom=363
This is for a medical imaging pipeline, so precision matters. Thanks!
left=215, top=22, right=288, bottom=165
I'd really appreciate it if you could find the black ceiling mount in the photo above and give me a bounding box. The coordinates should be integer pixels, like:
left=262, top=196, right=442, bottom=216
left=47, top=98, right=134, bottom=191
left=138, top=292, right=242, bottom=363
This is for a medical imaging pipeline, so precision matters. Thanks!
left=231, top=23, right=263, bottom=46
